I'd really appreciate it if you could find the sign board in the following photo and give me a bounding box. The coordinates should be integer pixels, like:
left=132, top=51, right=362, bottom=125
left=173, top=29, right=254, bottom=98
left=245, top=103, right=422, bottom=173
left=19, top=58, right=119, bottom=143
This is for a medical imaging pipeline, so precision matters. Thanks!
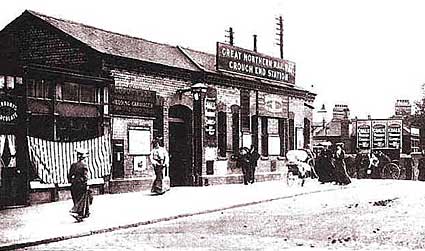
left=357, top=120, right=371, bottom=149
left=356, top=119, right=402, bottom=150
left=387, top=120, right=402, bottom=149
left=111, top=87, right=156, bottom=117
left=0, top=99, right=18, bottom=122
left=216, top=42, right=296, bottom=84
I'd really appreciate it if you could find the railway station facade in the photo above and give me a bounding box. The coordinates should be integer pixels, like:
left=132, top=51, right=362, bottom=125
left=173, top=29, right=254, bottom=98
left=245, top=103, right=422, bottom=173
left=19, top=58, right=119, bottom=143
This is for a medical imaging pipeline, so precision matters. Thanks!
left=0, top=10, right=315, bottom=206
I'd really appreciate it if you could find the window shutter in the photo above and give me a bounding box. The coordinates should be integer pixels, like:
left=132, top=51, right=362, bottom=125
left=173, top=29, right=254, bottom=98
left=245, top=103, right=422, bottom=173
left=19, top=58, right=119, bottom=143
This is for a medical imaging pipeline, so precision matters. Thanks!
left=289, top=119, right=294, bottom=150
left=261, top=117, right=268, bottom=156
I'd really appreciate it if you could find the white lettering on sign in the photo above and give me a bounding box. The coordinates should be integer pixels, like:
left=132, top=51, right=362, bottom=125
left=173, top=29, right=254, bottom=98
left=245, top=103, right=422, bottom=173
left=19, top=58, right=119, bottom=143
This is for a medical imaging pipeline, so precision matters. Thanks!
left=204, top=98, right=216, bottom=136
left=0, top=100, right=18, bottom=122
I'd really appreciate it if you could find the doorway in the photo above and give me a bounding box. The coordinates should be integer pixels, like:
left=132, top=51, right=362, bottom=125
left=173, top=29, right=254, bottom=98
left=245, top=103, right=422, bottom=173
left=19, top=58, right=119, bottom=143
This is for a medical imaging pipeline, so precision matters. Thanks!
left=168, top=105, right=192, bottom=186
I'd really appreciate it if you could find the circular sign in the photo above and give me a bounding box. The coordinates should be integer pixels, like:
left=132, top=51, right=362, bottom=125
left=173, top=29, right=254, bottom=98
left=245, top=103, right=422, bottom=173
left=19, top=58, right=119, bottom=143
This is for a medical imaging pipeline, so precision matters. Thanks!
left=0, top=100, right=18, bottom=122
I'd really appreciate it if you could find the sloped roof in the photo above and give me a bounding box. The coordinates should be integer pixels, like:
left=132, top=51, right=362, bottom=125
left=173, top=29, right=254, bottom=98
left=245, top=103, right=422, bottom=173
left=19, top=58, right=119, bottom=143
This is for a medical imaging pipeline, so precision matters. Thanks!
left=26, top=10, right=199, bottom=71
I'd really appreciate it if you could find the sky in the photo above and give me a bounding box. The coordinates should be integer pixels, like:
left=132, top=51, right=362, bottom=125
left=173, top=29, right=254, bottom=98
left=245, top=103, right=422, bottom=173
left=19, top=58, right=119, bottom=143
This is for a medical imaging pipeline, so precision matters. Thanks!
left=2, top=0, right=425, bottom=121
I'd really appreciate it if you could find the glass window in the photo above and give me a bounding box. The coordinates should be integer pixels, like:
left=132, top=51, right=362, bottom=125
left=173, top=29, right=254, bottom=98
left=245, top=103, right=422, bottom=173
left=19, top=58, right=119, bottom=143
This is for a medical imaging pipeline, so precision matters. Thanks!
left=15, top=77, right=23, bottom=85
left=0, top=75, right=5, bottom=89
left=35, top=80, right=44, bottom=98
left=62, top=82, right=79, bottom=101
left=80, top=84, right=96, bottom=103
left=27, top=79, right=36, bottom=97
left=6, top=76, right=14, bottom=89
left=56, top=83, right=62, bottom=100
left=44, top=80, right=54, bottom=99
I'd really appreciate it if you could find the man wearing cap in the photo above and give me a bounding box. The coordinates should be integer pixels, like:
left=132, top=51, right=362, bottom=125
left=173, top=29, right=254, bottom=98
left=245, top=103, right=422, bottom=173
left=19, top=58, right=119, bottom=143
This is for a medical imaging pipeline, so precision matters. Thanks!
left=68, top=147, right=90, bottom=222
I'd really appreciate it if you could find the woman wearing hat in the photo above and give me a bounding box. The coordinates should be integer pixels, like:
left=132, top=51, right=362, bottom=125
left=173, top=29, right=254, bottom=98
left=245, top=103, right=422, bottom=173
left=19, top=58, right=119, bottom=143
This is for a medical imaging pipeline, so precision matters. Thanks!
left=68, top=147, right=91, bottom=222
left=150, top=137, right=169, bottom=194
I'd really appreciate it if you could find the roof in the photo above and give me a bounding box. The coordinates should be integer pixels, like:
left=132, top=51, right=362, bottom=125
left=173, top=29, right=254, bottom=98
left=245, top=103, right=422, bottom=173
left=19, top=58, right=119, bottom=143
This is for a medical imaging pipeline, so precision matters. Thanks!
left=26, top=10, right=199, bottom=71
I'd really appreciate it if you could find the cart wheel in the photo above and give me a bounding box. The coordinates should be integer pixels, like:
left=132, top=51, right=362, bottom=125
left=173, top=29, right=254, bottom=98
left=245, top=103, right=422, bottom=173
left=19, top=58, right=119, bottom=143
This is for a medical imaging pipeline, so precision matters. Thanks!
left=381, top=163, right=400, bottom=179
left=286, top=172, right=297, bottom=186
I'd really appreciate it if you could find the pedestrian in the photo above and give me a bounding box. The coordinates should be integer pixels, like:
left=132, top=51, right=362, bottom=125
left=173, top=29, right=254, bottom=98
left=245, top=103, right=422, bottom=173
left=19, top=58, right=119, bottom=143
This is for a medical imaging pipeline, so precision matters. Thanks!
left=333, top=143, right=351, bottom=185
left=316, top=144, right=336, bottom=183
left=68, top=147, right=92, bottom=222
left=375, top=150, right=391, bottom=179
left=418, top=150, right=425, bottom=181
left=150, top=137, right=169, bottom=194
left=249, top=145, right=260, bottom=183
left=238, top=147, right=251, bottom=185
left=404, top=154, right=414, bottom=180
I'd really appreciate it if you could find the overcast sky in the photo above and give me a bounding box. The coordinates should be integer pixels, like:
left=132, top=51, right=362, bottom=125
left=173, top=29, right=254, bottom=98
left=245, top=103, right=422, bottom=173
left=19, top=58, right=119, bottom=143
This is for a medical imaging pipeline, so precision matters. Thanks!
left=2, top=0, right=425, bottom=121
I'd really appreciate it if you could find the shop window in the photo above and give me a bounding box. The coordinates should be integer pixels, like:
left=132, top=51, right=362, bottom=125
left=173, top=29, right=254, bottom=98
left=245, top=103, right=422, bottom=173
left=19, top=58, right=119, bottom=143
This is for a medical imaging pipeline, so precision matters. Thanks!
left=231, top=105, right=240, bottom=155
left=80, top=84, right=96, bottom=103
left=278, top=118, right=287, bottom=156
left=240, top=89, right=250, bottom=131
left=62, top=82, right=79, bottom=101
left=288, top=119, right=295, bottom=150
left=56, top=117, right=99, bottom=141
left=218, top=111, right=227, bottom=157
left=27, top=79, right=53, bottom=99
left=27, top=79, right=36, bottom=97
left=261, top=117, right=268, bottom=156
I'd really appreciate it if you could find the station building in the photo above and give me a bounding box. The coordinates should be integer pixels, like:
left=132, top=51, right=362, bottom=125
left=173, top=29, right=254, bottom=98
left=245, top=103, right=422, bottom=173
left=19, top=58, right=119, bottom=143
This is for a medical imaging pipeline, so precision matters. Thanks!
left=0, top=10, right=315, bottom=206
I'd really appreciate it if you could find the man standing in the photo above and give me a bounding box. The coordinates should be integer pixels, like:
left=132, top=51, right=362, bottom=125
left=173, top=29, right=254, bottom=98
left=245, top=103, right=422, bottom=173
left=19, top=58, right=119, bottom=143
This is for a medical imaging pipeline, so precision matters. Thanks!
left=249, top=145, right=260, bottom=183
left=68, top=147, right=91, bottom=222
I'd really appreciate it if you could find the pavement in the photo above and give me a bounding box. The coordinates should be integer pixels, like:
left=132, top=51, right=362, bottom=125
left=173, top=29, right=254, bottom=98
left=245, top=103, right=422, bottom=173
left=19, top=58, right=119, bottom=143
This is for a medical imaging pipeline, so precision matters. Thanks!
left=0, top=178, right=383, bottom=250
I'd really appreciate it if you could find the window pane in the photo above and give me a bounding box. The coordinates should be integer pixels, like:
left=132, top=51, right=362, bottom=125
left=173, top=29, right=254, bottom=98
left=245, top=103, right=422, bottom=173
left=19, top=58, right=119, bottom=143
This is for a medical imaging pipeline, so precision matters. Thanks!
left=15, top=77, right=23, bottom=85
left=44, top=80, right=54, bottom=99
left=6, top=76, right=14, bottom=89
left=35, top=80, right=44, bottom=98
left=0, top=76, right=4, bottom=88
left=56, top=83, right=62, bottom=100
left=62, top=82, right=79, bottom=101
left=80, top=84, right=96, bottom=103
left=27, top=79, right=35, bottom=97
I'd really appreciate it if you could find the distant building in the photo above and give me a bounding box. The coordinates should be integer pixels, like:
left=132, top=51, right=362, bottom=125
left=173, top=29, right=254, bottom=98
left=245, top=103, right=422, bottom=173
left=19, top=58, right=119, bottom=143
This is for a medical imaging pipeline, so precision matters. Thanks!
left=313, top=104, right=352, bottom=151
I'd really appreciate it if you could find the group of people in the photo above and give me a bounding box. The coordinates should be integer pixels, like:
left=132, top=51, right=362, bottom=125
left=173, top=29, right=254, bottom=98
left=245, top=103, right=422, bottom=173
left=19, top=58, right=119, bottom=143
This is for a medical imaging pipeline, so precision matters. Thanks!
left=67, top=136, right=170, bottom=223
left=237, top=145, right=261, bottom=185
left=314, top=143, right=351, bottom=185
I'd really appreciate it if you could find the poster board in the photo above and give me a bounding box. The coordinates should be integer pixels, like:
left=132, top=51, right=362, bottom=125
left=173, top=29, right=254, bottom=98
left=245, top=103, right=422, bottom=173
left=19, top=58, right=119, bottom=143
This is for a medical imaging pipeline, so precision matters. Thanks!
left=128, top=127, right=151, bottom=155
left=268, top=135, right=281, bottom=155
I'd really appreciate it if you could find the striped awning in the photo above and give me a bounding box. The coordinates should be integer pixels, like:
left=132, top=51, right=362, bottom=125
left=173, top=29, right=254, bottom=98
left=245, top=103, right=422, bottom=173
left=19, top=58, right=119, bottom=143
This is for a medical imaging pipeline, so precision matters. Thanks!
left=27, top=134, right=112, bottom=184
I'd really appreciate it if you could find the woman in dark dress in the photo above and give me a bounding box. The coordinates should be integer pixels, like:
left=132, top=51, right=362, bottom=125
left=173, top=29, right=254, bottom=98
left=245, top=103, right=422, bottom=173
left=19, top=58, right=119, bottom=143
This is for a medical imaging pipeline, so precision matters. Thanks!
left=68, top=148, right=91, bottom=222
left=333, top=143, right=351, bottom=185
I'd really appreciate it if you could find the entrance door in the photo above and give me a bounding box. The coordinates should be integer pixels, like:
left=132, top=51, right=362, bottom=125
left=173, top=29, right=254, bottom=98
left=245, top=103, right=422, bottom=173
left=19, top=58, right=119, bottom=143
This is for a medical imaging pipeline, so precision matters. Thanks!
left=169, top=105, right=192, bottom=186
left=112, top=139, right=124, bottom=179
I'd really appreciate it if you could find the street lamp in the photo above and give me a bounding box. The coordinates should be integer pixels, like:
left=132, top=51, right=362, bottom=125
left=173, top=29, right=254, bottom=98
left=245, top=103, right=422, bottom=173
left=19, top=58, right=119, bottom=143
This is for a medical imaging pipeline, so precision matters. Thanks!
left=191, top=83, right=208, bottom=186
left=317, top=104, right=327, bottom=130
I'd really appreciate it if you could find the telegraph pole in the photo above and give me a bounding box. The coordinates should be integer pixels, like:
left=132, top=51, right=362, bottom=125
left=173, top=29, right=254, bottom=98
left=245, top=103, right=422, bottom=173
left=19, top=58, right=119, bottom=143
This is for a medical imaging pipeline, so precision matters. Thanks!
left=276, top=16, right=284, bottom=59
left=253, top=34, right=257, bottom=52
left=225, top=27, right=234, bottom=46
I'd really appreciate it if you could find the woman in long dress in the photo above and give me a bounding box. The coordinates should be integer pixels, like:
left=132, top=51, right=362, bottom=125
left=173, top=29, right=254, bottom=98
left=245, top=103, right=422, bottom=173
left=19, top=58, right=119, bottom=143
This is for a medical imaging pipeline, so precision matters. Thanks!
left=68, top=148, right=92, bottom=222
left=150, top=137, right=169, bottom=194
left=333, top=144, right=351, bottom=185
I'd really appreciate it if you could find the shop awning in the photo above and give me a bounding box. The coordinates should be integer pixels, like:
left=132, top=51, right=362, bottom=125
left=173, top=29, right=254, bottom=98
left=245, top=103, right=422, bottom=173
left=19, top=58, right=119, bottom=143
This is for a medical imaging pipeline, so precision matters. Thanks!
left=27, top=134, right=111, bottom=184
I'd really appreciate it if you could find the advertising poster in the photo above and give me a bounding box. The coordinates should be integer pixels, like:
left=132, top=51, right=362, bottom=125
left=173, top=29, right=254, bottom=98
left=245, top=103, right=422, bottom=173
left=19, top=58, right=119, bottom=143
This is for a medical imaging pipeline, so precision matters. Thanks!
left=357, top=120, right=371, bottom=149
left=387, top=120, right=402, bottom=149
left=372, top=121, right=386, bottom=148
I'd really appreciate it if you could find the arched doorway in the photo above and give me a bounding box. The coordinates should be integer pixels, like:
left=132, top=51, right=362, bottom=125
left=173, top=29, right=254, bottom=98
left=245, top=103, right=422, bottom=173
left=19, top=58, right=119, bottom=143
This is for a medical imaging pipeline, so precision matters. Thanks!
left=168, top=105, right=192, bottom=186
